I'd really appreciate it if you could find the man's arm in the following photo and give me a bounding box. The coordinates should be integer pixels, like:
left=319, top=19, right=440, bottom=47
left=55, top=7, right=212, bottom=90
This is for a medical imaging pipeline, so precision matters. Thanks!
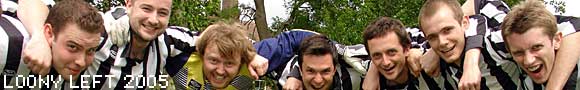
left=459, top=49, right=482, bottom=90
left=362, top=63, right=379, bottom=90
left=18, top=0, right=52, bottom=76
left=547, top=32, right=580, bottom=89
left=253, top=29, right=317, bottom=73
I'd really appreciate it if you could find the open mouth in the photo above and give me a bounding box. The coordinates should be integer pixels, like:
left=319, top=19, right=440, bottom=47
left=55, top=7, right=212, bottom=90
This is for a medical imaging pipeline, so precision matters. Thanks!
left=383, top=65, right=396, bottom=73
left=527, top=64, right=542, bottom=73
left=214, top=75, right=225, bottom=83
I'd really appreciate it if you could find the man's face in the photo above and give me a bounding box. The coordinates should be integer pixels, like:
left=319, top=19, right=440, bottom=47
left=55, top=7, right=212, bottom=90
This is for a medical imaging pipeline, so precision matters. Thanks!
left=421, top=6, right=467, bottom=64
left=368, top=32, right=408, bottom=82
left=51, top=24, right=100, bottom=81
left=506, top=27, right=560, bottom=84
left=202, top=43, right=242, bottom=89
left=300, top=54, right=335, bottom=90
left=126, top=0, right=172, bottom=41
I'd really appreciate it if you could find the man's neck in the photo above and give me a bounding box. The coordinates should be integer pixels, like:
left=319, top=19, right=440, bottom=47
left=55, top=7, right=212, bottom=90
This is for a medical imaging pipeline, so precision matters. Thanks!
left=453, top=59, right=462, bottom=67
left=129, top=35, right=150, bottom=60
left=388, top=68, right=410, bottom=86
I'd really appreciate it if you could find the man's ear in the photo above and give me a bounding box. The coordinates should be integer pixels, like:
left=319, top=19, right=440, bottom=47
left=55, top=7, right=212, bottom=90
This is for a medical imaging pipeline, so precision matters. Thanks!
left=43, top=24, right=54, bottom=47
left=461, top=16, right=470, bottom=31
left=553, top=32, right=563, bottom=50
left=125, top=0, right=132, bottom=13
left=403, top=47, right=411, bottom=57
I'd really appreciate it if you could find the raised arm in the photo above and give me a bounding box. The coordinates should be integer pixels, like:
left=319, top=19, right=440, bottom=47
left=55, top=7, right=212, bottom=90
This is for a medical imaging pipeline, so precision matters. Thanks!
left=18, top=0, right=52, bottom=76
left=546, top=16, right=580, bottom=89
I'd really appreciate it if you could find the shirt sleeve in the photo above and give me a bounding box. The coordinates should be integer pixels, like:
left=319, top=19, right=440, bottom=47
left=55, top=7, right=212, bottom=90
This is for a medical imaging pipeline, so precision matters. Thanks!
left=253, top=29, right=318, bottom=73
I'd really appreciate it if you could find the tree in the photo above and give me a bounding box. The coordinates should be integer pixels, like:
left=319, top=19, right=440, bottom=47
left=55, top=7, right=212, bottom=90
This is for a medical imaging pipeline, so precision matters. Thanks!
left=272, top=0, right=524, bottom=45
left=272, top=0, right=424, bottom=45
left=254, top=0, right=272, bottom=40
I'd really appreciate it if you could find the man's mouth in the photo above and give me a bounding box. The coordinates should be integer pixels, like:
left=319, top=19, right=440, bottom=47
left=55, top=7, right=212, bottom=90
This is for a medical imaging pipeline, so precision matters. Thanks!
left=142, top=24, right=158, bottom=31
left=212, top=75, right=225, bottom=84
left=311, top=85, right=324, bottom=90
left=440, top=45, right=455, bottom=55
left=527, top=64, right=542, bottom=73
left=383, top=65, right=396, bottom=74
left=69, top=68, right=81, bottom=75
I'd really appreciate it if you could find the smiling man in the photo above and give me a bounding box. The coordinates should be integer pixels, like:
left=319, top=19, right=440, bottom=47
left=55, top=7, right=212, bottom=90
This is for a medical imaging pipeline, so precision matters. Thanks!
left=296, top=35, right=338, bottom=90
left=0, top=0, right=103, bottom=89
left=363, top=17, right=419, bottom=89
left=177, top=21, right=257, bottom=89
left=15, top=0, right=269, bottom=89
left=417, top=0, right=523, bottom=89
left=501, top=0, right=580, bottom=89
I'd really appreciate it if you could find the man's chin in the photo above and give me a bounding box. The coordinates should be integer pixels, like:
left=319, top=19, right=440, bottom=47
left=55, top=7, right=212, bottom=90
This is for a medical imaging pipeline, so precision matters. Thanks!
left=210, top=83, right=228, bottom=89
left=311, top=85, right=326, bottom=90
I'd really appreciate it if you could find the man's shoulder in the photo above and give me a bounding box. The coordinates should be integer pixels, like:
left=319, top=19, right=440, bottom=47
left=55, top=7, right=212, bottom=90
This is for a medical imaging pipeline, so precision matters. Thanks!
left=102, top=7, right=128, bottom=20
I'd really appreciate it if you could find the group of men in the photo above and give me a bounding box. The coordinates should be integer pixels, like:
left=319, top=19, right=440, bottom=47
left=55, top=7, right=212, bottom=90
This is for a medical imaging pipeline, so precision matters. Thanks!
left=0, top=0, right=579, bottom=90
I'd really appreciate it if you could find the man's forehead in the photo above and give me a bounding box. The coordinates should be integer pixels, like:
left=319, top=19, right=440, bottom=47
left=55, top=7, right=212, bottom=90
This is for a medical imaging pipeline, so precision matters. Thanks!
left=302, top=55, right=334, bottom=68
left=62, top=33, right=101, bottom=47
left=134, top=0, right=173, bottom=8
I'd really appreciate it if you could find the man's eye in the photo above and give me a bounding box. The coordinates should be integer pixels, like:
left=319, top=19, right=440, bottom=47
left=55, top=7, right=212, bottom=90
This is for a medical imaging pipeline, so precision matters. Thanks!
left=531, top=45, right=543, bottom=51
left=142, top=7, right=152, bottom=12
left=372, top=54, right=382, bottom=60
left=387, top=50, right=397, bottom=56
left=512, top=51, right=524, bottom=57
left=68, top=45, right=78, bottom=50
left=159, top=12, right=168, bottom=17
left=208, top=59, right=218, bottom=64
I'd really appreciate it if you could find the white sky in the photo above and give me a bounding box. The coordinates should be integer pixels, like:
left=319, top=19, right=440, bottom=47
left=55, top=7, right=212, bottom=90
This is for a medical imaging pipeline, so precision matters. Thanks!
left=237, top=0, right=290, bottom=27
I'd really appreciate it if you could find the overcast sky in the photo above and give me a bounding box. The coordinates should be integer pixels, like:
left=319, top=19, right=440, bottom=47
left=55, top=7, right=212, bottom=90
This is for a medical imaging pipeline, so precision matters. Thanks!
left=237, top=0, right=290, bottom=27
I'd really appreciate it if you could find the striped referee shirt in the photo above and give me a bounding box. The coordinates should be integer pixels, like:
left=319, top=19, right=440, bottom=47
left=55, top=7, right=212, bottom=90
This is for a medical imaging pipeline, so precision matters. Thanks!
left=0, top=13, right=32, bottom=89
left=75, top=7, right=198, bottom=89
left=1, top=0, right=55, bottom=18
left=417, top=14, right=524, bottom=90
left=521, top=15, right=580, bottom=90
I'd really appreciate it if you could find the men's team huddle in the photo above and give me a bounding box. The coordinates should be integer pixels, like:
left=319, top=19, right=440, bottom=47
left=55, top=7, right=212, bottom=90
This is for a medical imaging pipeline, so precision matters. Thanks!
left=0, top=0, right=579, bottom=89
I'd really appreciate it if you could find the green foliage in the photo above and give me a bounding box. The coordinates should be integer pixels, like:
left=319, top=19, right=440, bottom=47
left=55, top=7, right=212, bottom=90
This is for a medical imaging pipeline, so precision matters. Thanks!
left=169, top=0, right=221, bottom=31
left=87, top=0, right=125, bottom=12
left=272, top=0, right=525, bottom=45
left=90, top=0, right=228, bottom=31
left=273, top=0, right=425, bottom=45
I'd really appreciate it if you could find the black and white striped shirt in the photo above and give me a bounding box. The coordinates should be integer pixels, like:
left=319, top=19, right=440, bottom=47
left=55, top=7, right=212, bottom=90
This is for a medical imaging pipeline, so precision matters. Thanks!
left=417, top=14, right=524, bottom=90
left=1, top=0, right=55, bottom=18
left=0, top=13, right=32, bottom=90
left=521, top=15, right=580, bottom=90
left=77, top=7, right=198, bottom=89
left=418, top=0, right=580, bottom=89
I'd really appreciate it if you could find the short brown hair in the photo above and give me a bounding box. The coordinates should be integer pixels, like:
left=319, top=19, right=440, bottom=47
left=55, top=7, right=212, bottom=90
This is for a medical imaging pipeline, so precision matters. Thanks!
left=363, top=17, right=411, bottom=53
left=297, top=35, right=338, bottom=65
left=501, top=0, right=557, bottom=42
left=197, top=21, right=256, bottom=64
left=46, top=0, right=104, bottom=36
left=418, top=0, right=464, bottom=30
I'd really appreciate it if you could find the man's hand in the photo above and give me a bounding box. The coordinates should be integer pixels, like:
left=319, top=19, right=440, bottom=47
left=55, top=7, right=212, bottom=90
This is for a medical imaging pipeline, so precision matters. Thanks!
left=362, top=64, right=379, bottom=90
left=458, top=49, right=482, bottom=90
left=18, top=0, right=52, bottom=76
left=103, top=13, right=130, bottom=46
left=421, top=50, right=440, bottom=77
left=407, top=49, right=423, bottom=77
left=248, top=54, right=268, bottom=79
left=458, top=68, right=481, bottom=90
left=22, top=33, right=52, bottom=76
left=283, top=77, right=302, bottom=90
